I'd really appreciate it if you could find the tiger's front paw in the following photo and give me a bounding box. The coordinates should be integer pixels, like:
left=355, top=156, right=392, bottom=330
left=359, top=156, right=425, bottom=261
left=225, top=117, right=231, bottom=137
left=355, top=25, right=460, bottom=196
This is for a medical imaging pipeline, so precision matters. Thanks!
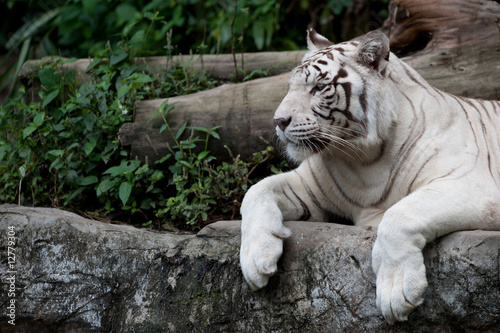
left=240, top=226, right=291, bottom=290
left=372, top=238, right=428, bottom=323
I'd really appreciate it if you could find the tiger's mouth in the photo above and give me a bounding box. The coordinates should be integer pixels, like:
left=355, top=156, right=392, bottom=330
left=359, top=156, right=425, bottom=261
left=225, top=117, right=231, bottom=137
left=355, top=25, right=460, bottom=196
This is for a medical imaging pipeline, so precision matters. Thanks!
left=284, top=136, right=330, bottom=154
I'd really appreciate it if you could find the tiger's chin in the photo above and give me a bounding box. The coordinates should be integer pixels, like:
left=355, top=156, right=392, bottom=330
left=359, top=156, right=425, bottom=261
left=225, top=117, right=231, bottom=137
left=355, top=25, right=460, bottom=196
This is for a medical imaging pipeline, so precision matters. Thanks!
left=284, top=139, right=328, bottom=163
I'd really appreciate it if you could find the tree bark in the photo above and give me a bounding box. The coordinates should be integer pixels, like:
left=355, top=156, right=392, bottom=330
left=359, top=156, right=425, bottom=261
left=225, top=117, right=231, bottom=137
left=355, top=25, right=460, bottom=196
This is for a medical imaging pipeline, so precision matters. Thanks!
left=382, top=0, right=500, bottom=100
left=121, top=0, right=500, bottom=163
left=381, top=0, right=500, bottom=53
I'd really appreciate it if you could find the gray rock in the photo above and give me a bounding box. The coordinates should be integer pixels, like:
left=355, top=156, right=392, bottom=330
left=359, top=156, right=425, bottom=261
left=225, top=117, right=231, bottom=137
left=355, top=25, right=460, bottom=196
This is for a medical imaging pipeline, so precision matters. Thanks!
left=0, top=204, right=499, bottom=332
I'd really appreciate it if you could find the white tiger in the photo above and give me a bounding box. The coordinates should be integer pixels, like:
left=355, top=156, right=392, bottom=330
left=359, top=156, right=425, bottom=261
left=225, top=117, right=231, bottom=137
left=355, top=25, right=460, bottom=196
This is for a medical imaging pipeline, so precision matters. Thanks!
left=240, top=28, right=500, bottom=323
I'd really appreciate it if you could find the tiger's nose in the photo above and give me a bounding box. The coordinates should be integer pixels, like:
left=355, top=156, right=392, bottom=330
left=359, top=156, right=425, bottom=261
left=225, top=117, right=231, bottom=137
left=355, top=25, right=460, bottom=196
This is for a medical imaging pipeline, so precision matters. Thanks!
left=274, top=117, right=291, bottom=131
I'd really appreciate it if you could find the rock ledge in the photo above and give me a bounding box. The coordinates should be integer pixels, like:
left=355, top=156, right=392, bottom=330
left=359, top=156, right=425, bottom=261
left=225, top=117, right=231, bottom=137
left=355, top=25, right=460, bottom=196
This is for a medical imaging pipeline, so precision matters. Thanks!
left=1, top=205, right=499, bottom=332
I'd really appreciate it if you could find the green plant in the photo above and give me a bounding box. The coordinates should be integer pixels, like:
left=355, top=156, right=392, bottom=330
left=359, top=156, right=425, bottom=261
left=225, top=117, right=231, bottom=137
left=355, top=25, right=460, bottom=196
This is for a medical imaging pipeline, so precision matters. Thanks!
left=0, top=37, right=285, bottom=230
left=0, top=58, right=131, bottom=209
left=150, top=100, right=278, bottom=228
left=1, top=0, right=297, bottom=229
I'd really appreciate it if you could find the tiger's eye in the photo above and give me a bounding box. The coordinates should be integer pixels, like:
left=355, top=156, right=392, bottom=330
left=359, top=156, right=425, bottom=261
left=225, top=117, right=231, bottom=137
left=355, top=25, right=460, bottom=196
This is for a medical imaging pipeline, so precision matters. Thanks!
left=315, top=84, right=326, bottom=92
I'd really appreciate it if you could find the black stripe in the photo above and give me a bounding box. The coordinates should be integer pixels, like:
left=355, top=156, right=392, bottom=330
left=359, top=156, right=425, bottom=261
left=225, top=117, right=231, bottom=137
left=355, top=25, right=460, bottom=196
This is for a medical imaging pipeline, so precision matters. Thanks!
left=359, top=79, right=368, bottom=114
left=322, top=158, right=363, bottom=208
left=290, top=187, right=311, bottom=221
left=450, top=95, right=480, bottom=161
left=407, top=149, right=439, bottom=195
left=295, top=169, right=324, bottom=216
left=373, top=89, right=425, bottom=206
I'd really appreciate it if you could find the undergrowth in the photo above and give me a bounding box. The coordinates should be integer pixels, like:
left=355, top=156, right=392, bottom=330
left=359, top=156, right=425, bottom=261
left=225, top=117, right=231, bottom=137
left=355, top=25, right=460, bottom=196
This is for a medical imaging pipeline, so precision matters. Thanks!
left=0, top=40, right=286, bottom=231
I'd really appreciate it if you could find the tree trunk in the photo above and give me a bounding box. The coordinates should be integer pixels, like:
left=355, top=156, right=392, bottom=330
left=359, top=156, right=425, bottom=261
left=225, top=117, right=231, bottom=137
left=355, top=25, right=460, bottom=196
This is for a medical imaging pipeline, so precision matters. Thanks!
left=121, top=0, right=500, bottom=163
left=382, top=0, right=500, bottom=100
left=381, top=0, right=500, bottom=54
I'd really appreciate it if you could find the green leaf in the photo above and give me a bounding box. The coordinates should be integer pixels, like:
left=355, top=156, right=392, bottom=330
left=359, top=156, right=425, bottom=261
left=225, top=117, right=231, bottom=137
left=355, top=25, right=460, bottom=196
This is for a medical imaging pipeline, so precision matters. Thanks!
left=210, top=131, right=220, bottom=140
left=157, top=100, right=177, bottom=116
left=80, top=175, right=98, bottom=186
left=33, top=112, right=45, bottom=127
left=84, top=113, right=97, bottom=132
left=176, top=122, right=187, bottom=139
left=179, top=160, right=192, bottom=169
left=205, top=155, right=217, bottom=163
left=189, top=126, right=209, bottom=133
left=117, top=84, right=132, bottom=99
left=159, top=123, right=168, bottom=134
left=83, top=141, right=96, bottom=156
left=87, top=56, right=103, bottom=72
left=150, top=170, right=165, bottom=182
left=125, top=160, right=141, bottom=173
left=143, top=11, right=156, bottom=20
left=47, top=149, right=64, bottom=157
left=110, top=49, right=128, bottom=66
left=197, top=151, right=210, bottom=161
left=97, top=178, right=118, bottom=196
left=42, top=89, right=59, bottom=108
left=104, top=160, right=141, bottom=176
left=49, top=158, right=63, bottom=171
left=252, top=21, right=265, bottom=50
left=18, top=165, right=26, bottom=178
left=83, top=134, right=99, bottom=155
left=5, top=7, right=63, bottom=51
left=22, top=125, right=38, bottom=139
left=98, top=96, right=108, bottom=113
left=119, top=181, right=133, bottom=206
left=65, top=187, right=86, bottom=205
left=104, top=165, right=126, bottom=176
left=115, top=3, right=138, bottom=22
left=155, top=153, right=171, bottom=164
left=158, top=99, right=169, bottom=113
left=82, top=0, right=98, bottom=15
left=133, top=73, right=154, bottom=83
left=65, top=170, right=79, bottom=184
left=130, top=30, right=145, bottom=47
left=38, top=68, right=59, bottom=90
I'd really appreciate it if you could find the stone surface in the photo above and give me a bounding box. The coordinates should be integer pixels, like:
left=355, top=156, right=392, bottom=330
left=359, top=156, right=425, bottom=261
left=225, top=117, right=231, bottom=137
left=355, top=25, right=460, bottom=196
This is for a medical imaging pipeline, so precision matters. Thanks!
left=1, top=205, right=499, bottom=332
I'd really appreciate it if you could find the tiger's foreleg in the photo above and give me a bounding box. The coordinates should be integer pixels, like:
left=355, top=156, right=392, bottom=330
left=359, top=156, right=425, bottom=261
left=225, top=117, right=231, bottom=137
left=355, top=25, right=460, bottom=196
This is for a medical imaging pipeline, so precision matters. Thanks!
left=372, top=180, right=500, bottom=323
left=240, top=170, right=323, bottom=290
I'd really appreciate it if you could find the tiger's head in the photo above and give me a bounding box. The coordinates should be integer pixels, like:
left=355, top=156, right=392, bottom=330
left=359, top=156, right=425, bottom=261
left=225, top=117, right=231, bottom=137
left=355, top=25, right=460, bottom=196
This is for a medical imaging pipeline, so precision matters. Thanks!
left=275, top=29, right=393, bottom=163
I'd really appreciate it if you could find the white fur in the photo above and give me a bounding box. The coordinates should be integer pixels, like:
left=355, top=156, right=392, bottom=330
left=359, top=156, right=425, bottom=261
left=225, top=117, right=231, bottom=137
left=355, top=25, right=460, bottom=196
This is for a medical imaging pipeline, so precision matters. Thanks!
left=240, top=31, right=500, bottom=323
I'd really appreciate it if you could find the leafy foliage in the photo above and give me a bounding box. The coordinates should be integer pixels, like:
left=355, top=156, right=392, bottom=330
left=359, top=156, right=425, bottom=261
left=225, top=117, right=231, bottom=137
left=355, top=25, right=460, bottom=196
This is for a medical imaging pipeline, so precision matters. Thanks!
left=0, top=41, right=283, bottom=229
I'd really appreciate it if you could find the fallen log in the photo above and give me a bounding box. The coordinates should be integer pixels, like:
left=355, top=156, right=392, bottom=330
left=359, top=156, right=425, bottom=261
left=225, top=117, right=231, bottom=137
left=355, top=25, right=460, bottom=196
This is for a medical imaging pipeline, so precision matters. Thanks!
left=121, top=0, right=500, bottom=163
left=19, top=51, right=306, bottom=82
left=119, top=73, right=290, bottom=162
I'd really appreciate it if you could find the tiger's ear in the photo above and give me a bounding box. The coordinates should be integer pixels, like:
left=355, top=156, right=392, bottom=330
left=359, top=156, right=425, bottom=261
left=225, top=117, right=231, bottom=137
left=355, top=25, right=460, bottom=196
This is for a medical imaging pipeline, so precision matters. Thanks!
left=355, top=31, right=390, bottom=71
left=307, top=28, right=334, bottom=51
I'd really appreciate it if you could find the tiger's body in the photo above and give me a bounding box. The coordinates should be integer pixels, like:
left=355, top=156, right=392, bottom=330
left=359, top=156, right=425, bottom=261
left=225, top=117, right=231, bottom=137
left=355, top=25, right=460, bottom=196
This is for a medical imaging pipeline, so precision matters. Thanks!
left=239, top=29, right=500, bottom=323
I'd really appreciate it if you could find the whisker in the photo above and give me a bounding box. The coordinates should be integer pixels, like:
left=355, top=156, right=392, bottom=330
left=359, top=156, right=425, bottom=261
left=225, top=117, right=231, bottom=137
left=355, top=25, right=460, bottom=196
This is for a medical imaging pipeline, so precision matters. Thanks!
left=318, top=127, right=367, bottom=159
left=274, top=120, right=369, bottom=161
left=273, top=132, right=290, bottom=159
